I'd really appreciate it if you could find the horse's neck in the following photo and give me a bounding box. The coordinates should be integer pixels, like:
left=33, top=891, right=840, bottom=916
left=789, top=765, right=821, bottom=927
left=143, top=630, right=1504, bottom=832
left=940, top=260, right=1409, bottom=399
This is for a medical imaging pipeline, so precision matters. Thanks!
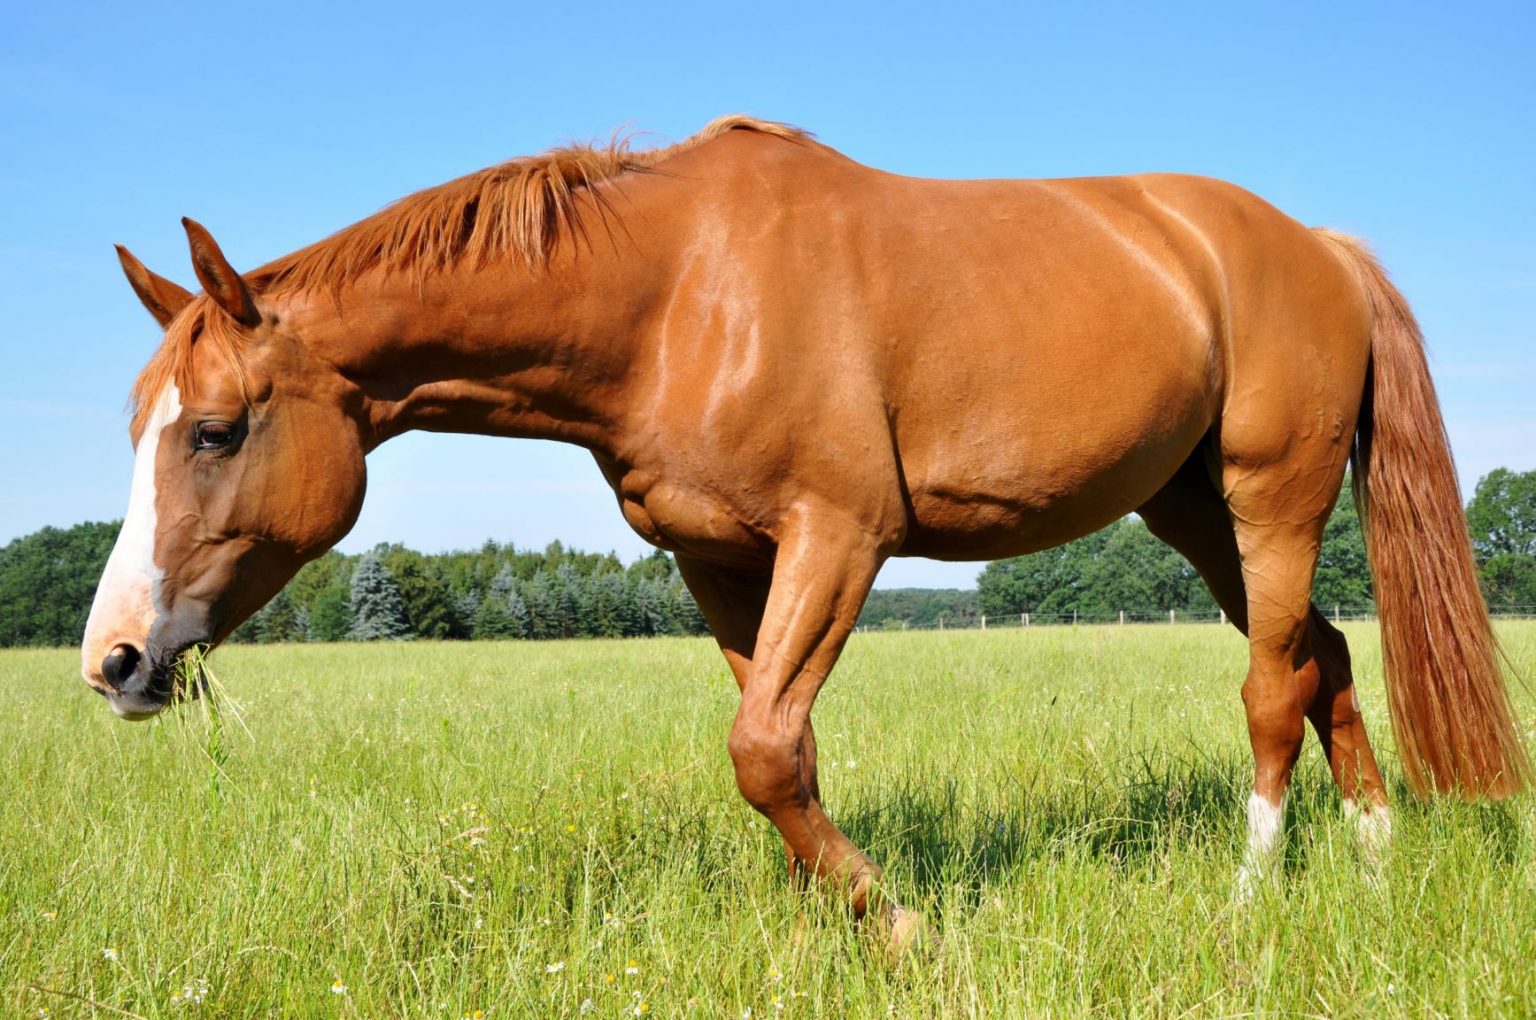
left=287, top=244, right=656, bottom=455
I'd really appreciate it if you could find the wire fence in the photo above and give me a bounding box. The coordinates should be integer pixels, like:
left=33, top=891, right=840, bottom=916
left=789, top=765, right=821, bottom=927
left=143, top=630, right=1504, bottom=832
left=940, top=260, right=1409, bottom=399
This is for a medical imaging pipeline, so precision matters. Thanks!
left=859, top=604, right=1536, bottom=633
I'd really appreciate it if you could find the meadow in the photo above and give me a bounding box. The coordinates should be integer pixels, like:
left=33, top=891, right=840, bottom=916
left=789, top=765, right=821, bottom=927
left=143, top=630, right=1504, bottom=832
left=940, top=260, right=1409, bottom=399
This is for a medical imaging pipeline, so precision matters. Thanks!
left=3, top=623, right=1535, bottom=1018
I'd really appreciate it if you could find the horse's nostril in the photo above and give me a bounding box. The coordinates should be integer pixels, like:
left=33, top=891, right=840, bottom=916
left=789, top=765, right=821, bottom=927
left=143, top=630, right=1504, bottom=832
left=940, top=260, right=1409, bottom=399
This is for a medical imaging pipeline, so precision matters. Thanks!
left=101, top=644, right=142, bottom=691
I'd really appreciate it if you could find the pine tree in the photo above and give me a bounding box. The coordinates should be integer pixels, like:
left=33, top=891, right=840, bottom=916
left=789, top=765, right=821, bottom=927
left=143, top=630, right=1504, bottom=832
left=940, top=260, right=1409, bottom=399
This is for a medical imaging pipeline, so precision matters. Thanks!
left=633, top=578, right=669, bottom=636
left=588, top=571, right=641, bottom=637
left=505, top=588, right=531, bottom=637
left=490, top=564, right=519, bottom=603
left=555, top=562, right=586, bottom=637
left=253, top=588, right=303, bottom=643
left=523, top=572, right=558, bottom=639
left=471, top=595, right=518, bottom=639
left=668, top=578, right=708, bottom=635
left=347, top=553, right=412, bottom=640
left=308, top=580, right=354, bottom=641
left=455, top=590, right=482, bottom=631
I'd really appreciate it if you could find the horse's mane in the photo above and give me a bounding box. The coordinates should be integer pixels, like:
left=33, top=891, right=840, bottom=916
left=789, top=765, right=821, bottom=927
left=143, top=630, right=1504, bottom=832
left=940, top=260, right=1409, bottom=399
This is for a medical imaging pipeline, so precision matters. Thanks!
left=130, top=115, right=808, bottom=435
left=253, top=114, right=807, bottom=291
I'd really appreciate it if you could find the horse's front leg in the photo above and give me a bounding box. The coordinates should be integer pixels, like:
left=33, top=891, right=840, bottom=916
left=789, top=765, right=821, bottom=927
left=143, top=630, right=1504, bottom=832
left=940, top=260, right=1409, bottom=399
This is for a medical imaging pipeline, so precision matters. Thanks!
left=673, top=554, right=798, bottom=872
left=720, top=509, right=901, bottom=922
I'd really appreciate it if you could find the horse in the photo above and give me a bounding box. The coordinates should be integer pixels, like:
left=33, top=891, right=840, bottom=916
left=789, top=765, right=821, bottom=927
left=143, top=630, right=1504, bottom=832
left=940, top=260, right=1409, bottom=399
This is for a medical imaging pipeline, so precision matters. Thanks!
left=82, top=116, right=1529, bottom=940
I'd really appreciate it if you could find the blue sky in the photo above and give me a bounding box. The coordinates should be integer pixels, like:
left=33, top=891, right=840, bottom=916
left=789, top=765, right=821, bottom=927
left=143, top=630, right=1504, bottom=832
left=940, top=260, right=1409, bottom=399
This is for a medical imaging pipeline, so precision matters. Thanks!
left=2, top=1, right=1531, bottom=588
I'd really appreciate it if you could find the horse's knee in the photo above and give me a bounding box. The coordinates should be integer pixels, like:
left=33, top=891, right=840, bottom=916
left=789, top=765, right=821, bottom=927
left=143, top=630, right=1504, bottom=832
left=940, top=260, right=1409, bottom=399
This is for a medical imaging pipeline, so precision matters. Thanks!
left=1240, top=671, right=1306, bottom=733
left=727, top=722, right=806, bottom=813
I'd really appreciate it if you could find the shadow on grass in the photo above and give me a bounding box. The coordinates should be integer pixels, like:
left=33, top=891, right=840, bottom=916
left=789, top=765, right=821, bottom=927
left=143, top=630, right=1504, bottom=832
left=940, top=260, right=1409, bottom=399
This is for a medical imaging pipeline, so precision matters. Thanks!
left=837, top=750, right=1527, bottom=911
left=835, top=749, right=1373, bottom=902
left=840, top=750, right=1248, bottom=891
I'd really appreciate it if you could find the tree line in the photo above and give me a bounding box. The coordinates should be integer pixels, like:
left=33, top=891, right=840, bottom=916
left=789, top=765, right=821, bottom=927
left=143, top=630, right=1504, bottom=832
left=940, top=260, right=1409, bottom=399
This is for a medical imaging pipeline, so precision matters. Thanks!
left=1, top=468, right=1532, bottom=647
left=974, top=469, right=1535, bottom=621
left=227, top=542, right=710, bottom=644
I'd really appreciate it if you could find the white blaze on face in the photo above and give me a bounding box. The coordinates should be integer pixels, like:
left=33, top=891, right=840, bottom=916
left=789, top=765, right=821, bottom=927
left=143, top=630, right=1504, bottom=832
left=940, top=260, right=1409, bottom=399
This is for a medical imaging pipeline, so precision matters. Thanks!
left=80, top=385, right=181, bottom=690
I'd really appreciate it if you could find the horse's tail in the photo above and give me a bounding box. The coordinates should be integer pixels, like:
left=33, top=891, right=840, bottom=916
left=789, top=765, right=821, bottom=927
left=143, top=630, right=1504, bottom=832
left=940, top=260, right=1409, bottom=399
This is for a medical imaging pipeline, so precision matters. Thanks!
left=1315, top=228, right=1529, bottom=798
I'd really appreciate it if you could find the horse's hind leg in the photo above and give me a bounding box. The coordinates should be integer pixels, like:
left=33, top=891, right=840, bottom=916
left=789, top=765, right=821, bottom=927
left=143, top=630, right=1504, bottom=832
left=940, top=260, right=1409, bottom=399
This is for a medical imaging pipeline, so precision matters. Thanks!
left=1137, top=457, right=1309, bottom=892
left=1139, top=449, right=1390, bottom=886
left=1302, top=607, right=1391, bottom=857
left=1137, top=453, right=1251, bottom=631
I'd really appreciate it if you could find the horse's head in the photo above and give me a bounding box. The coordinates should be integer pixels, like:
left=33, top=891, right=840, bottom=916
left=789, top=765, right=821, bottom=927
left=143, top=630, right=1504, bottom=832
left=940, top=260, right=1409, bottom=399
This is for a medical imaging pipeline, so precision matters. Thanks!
left=82, top=219, right=367, bottom=718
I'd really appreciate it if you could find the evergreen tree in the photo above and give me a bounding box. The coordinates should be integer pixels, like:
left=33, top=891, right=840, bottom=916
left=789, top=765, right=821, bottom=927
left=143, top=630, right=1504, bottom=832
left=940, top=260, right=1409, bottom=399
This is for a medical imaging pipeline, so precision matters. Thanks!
left=505, top=587, right=532, bottom=637
left=587, top=571, right=638, bottom=637
left=668, top=578, right=709, bottom=635
left=471, top=595, right=519, bottom=638
left=633, top=578, right=670, bottom=636
left=555, top=562, right=588, bottom=637
left=347, top=553, right=412, bottom=640
left=252, top=588, right=304, bottom=643
left=523, top=571, right=559, bottom=639
left=308, top=580, right=353, bottom=641
left=383, top=552, right=462, bottom=638
left=455, top=590, right=483, bottom=632
left=284, top=552, right=352, bottom=622
left=489, top=565, right=519, bottom=603
left=27, top=467, right=1527, bottom=648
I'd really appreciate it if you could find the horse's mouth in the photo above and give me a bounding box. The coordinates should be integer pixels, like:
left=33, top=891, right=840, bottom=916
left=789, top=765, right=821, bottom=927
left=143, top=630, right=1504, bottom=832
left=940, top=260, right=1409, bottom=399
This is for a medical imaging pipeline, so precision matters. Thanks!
left=105, top=641, right=207, bottom=721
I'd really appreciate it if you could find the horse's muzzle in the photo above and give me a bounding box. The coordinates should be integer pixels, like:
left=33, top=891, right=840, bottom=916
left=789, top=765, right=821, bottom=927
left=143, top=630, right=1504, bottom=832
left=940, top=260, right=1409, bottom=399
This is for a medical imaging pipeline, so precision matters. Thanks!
left=96, top=619, right=210, bottom=721
left=99, top=641, right=174, bottom=720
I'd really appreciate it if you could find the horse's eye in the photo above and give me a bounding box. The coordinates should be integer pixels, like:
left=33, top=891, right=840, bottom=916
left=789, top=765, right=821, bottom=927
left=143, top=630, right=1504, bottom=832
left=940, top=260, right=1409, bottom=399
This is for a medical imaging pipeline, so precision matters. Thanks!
left=194, top=421, right=236, bottom=451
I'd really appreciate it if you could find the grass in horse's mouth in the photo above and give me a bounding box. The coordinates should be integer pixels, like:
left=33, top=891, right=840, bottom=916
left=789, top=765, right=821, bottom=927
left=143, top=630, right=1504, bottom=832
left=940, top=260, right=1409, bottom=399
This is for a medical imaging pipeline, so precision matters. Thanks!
left=167, top=646, right=249, bottom=794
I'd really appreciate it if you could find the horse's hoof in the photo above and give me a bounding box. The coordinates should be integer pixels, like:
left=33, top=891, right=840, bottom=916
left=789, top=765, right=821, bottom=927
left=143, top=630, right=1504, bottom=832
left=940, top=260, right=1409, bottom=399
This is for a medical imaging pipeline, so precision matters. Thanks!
left=885, top=904, right=925, bottom=960
left=861, top=902, right=925, bottom=962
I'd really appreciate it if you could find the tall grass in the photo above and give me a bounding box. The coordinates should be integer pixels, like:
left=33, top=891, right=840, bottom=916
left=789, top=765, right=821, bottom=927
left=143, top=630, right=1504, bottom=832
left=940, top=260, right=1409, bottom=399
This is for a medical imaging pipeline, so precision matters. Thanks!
left=2, top=624, right=1534, bottom=1017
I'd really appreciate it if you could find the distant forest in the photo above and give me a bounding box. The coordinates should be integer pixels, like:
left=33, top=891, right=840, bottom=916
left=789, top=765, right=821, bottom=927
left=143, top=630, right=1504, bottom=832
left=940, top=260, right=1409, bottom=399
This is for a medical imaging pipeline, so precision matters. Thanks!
left=2, top=468, right=1532, bottom=647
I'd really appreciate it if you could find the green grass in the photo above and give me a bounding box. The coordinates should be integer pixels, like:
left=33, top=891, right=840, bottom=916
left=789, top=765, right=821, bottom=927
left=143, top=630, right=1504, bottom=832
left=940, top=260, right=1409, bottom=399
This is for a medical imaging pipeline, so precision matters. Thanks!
left=3, top=623, right=1535, bottom=1018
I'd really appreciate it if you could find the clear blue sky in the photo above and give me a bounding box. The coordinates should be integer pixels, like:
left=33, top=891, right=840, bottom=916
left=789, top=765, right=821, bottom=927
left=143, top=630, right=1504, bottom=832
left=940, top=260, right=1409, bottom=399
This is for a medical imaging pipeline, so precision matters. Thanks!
left=2, top=1, right=1531, bottom=588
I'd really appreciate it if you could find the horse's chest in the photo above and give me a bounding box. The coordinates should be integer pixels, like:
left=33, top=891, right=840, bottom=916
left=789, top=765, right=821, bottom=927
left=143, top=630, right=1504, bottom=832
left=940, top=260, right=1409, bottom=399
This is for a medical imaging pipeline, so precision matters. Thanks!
left=608, top=467, right=774, bottom=571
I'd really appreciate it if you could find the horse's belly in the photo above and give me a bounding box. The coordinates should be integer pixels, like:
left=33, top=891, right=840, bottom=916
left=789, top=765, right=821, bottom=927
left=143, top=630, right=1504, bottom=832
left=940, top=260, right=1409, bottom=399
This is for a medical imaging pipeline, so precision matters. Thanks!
left=896, top=388, right=1213, bottom=561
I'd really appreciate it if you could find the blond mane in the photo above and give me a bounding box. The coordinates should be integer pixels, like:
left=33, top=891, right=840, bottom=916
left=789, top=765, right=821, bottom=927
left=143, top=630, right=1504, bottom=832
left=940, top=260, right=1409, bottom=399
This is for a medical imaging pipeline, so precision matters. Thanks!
left=129, top=116, right=808, bottom=434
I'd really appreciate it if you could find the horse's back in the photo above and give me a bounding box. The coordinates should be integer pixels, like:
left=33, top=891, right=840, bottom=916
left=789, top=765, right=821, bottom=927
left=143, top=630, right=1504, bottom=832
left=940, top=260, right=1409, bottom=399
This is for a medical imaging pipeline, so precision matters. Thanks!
left=641, top=134, right=1372, bottom=561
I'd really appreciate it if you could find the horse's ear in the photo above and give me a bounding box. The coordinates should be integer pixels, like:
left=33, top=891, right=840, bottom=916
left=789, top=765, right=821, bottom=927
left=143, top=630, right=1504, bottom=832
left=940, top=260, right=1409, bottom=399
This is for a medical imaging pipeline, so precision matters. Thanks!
left=115, top=245, right=194, bottom=328
left=181, top=217, right=261, bottom=327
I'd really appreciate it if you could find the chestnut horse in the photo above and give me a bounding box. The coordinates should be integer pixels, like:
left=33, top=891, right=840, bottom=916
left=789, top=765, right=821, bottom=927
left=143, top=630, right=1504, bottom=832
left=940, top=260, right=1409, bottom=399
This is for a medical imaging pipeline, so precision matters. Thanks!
left=83, top=117, right=1528, bottom=933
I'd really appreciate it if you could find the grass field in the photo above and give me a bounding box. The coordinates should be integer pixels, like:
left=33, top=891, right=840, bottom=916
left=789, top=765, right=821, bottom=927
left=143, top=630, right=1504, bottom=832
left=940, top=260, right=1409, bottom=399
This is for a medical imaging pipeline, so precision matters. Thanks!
left=4, top=623, right=1535, bottom=1018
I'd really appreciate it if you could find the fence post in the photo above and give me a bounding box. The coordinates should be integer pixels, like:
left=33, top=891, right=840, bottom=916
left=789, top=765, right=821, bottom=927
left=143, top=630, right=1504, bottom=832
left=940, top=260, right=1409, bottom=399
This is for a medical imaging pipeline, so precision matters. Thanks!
left=1170, top=609, right=1176, bottom=624
left=1119, top=610, right=1125, bottom=626
left=939, top=617, right=944, bottom=630
left=1334, top=605, right=1340, bottom=623
left=903, top=620, right=908, bottom=631
left=1220, top=608, right=1226, bottom=625
left=1072, top=610, right=1077, bottom=625
left=1023, top=612, right=1030, bottom=627
left=981, top=614, right=987, bottom=630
